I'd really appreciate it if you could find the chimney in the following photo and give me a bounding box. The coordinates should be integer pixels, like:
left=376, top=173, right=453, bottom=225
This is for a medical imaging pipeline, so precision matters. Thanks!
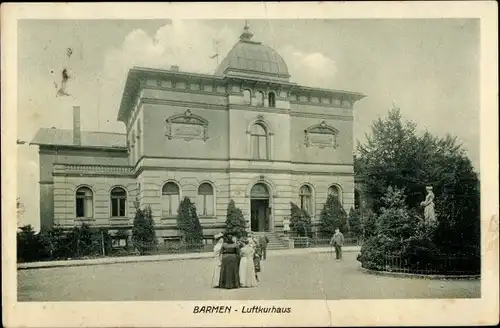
left=73, top=106, right=81, bottom=145
left=170, top=65, right=179, bottom=72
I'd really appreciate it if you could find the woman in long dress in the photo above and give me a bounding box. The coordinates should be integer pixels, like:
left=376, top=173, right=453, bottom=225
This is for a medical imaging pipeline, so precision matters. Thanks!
left=211, top=233, right=224, bottom=288
left=218, top=234, right=240, bottom=289
left=239, top=240, right=258, bottom=288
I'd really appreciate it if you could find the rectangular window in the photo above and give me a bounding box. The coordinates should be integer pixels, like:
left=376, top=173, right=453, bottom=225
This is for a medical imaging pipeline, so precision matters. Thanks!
left=84, top=198, right=93, bottom=217
left=163, top=195, right=179, bottom=217
left=252, top=136, right=259, bottom=159
left=300, top=196, right=310, bottom=215
left=111, top=198, right=126, bottom=217
left=119, top=198, right=126, bottom=217
left=199, top=194, right=214, bottom=216
left=259, top=136, right=267, bottom=159
left=76, top=197, right=85, bottom=217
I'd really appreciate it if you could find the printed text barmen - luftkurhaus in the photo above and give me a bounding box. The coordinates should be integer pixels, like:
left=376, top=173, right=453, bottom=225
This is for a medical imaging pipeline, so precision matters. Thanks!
left=192, top=305, right=292, bottom=314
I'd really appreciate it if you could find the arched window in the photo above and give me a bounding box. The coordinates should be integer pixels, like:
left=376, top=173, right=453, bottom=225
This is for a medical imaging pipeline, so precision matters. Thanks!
left=110, top=187, right=127, bottom=217
left=243, top=89, right=252, bottom=105
left=299, top=185, right=313, bottom=215
left=256, top=91, right=264, bottom=106
left=162, top=182, right=180, bottom=217
left=250, top=123, right=268, bottom=160
left=76, top=187, right=93, bottom=218
left=268, top=92, right=276, bottom=108
left=198, top=183, right=214, bottom=216
left=328, top=185, right=342, bottom=205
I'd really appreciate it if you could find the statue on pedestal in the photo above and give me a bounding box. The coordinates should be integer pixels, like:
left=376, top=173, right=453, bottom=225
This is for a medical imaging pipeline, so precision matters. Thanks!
left=420, top=186, right=437, bottom=225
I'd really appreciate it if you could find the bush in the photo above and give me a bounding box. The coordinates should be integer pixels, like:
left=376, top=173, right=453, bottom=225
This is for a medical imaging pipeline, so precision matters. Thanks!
left=361, top=209, right=377, bottom=239
left=17, top=225, right=47, bottom=262
left=318, top=194, right=348, bottom=237
left=290, top=202, right=312, bottom=237
left=132, top=205, right=156, bottom=255
left=177, top=197, right=204, bottom=245
left=357, top=186, right=479, bottom=274
left=348, top=208, right=363, bottom=238
left=225, top=200, right=247, bottom=238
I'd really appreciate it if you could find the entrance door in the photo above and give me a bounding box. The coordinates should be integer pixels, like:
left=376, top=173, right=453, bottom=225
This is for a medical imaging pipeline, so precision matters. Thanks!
left=251, top=199, right=269, bottom=231
left=250, top=183, right=271, bottom=232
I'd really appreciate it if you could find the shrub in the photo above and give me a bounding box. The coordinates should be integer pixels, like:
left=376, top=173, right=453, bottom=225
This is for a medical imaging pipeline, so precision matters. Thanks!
left=348, top=208, right=363, bottom=238
left=177, top=197, right=204, bottom=245
left=318, top=194, right=348, bottom=237
left=17, top=225, right=47, bottom=262
left=362, top=209, right=377, bottom=239
left=357, top=186, right=479, bottom=274
left=225, top=200, right=247, bottom=238
left=290, top=202, right=312, bottom=237
left=132, top=205, right=156, bottom=255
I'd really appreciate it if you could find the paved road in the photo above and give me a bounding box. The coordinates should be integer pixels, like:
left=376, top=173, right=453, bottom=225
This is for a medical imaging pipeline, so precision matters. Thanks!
left=18, top=252, right=480, bottom=301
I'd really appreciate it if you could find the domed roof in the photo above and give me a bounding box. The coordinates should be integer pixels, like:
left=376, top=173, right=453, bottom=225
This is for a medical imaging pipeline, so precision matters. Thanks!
left=215, top=24, right=290, bottom=81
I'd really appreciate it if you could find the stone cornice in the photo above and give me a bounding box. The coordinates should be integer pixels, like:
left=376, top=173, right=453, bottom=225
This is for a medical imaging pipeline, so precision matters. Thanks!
left=138, top=97, right=352, bottom=121
left=135, top=165, right=353, bottom=178
left=38, top=145, right=127, bottom=153
left=118, top=66, right=365, bottom=125
left=53, top=163, right=135, bottom=178
left=135, top=155, right=353, bottom=166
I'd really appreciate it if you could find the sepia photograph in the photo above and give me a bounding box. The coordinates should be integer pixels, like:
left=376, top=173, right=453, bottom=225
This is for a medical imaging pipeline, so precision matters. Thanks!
left=2, top=2, right=498, bottom=327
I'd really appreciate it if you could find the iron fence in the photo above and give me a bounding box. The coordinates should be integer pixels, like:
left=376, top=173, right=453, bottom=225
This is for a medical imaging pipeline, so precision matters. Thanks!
left=366, top=252, right=480, bottom=275
left=291, top=236, right=364, bottom=248
left=17, top=227, right=213, bottom=263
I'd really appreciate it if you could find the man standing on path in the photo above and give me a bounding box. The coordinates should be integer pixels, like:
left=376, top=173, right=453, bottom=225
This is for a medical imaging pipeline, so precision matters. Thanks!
left=259, top=234, right=269, bottom=261
left=330, top=228, right=344, bottom=260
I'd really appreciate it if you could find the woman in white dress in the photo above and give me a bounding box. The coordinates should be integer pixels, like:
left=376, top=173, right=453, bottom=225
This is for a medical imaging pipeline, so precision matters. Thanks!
left=211, top=232, right=224, bottom=288
left=239, top=239, right=258, bottom=288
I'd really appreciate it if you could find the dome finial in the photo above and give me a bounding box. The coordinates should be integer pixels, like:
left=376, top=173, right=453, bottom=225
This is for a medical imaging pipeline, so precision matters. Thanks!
left=240, top=20, right=253, bottom=41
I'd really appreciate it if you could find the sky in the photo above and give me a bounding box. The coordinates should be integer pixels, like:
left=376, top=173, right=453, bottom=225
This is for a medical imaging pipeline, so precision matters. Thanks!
left=17, top=19, right=480, bottom=230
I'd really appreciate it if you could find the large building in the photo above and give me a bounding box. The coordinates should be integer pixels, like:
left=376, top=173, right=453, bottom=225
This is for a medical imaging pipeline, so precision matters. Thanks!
left=31, top=24, right=365, bottom=242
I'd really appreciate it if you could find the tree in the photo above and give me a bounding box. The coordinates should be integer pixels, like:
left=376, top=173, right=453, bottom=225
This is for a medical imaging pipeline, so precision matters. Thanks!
left=17, top=225, right=46, bottom=262
left=348, top=207, right=363, bottom=238
left=358, top=186, right=429, bottom=269
left=289, top=202, right=312, bottom=237
left=225, top=200, right=247, bottom=238
left=131, top=205, right=156, bottom=255
left=361, top=209, right=377, bottom=240
left=356, top=107, right=480, bottom=255
left=318, top=194, right=348, bottom=237
left=177, top=197, right=204, bottom=245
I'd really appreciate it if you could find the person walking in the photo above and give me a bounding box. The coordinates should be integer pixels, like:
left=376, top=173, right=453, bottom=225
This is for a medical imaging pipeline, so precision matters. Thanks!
left=259, top=234, right=269, bottom=261
left=330, top=228, right=344, bottom=260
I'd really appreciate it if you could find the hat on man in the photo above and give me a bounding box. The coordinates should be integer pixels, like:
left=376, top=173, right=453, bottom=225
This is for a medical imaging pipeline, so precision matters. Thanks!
left=214, top=232, right=224, bottom=240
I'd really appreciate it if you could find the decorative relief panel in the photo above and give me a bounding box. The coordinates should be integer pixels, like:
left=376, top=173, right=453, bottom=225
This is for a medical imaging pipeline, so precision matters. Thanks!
left=165, top=109, right=209, bottom=142
left=304, top=120, right=339, bottom=149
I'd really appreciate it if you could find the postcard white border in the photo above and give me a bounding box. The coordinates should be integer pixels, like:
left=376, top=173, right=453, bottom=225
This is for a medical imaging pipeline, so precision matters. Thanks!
left=2, top=2, right=498, bottom=327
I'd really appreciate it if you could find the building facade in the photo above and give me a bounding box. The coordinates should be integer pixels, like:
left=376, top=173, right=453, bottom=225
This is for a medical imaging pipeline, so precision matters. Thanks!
left=31, top=25, right=366, bottom=242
